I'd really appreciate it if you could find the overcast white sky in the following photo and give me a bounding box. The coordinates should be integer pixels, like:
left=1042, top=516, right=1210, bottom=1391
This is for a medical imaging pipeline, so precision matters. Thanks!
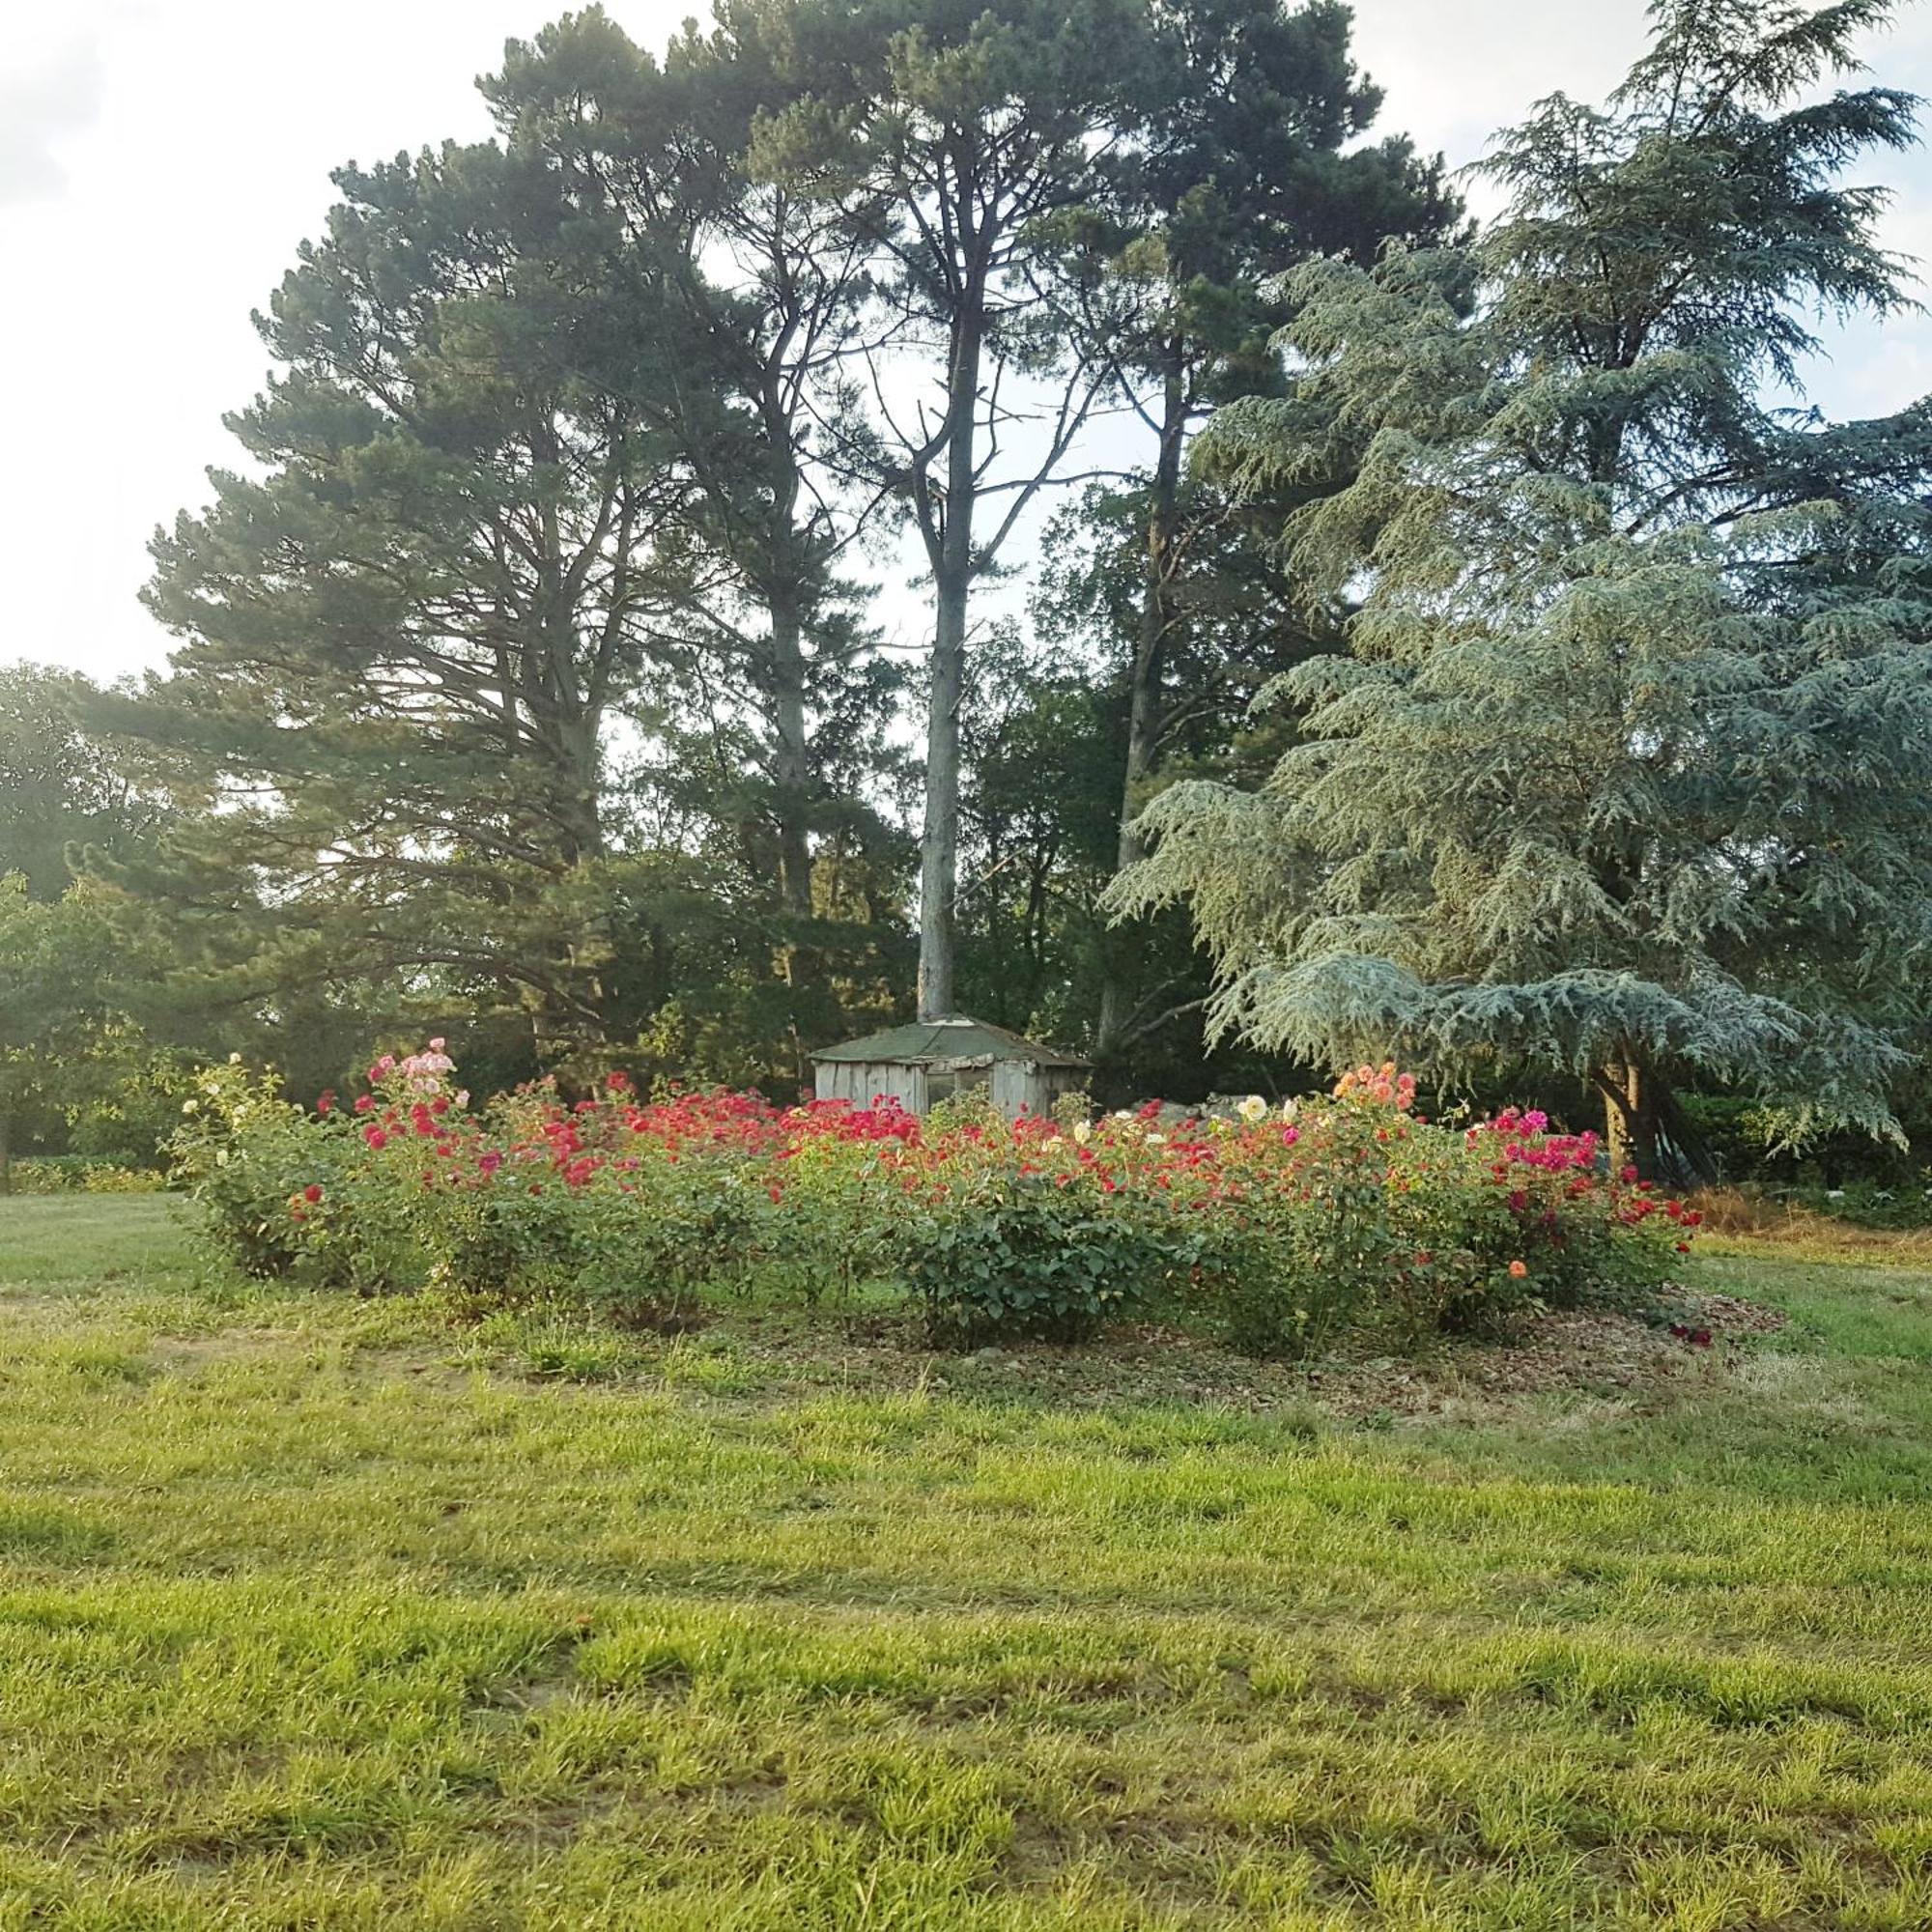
left=5, top=0, right=1931, bottom=684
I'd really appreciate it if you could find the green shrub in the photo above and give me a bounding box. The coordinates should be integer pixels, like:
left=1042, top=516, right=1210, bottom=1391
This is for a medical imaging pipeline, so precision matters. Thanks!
left=4, top=1156, right=166, bottom=1196
left=79, top=1164, right=168, bottom=1194
left=169, top=1057, right=413, bottom=1290
left=899, top=1175, right=1179, bottom=1344
left=1184, top=1100, right=1400, bottom=1357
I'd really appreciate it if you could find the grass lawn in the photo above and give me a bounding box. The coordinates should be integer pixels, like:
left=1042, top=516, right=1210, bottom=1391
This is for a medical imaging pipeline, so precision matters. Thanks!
left=1, top=1199, right=1930, bottom=1929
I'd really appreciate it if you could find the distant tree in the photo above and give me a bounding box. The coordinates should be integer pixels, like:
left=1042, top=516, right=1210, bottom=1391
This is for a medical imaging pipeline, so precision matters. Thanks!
left=1027, top=479, right=1339, bottom=1067
left=1123, top=0, right=1932, bottom=1172
left=0, top=666, right=167, bottom=900
left=952, top=625, right=1118, bottom=1036
left=0, top=878, right=123, bottom=1190
left=951, top=611, right=1336, bottom=1101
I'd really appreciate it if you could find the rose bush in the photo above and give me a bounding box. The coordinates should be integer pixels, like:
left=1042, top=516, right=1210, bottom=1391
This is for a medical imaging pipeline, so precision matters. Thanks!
left=173, top=1046, right=1692, bottom=1353
left=171, top=1056, right=344, bottom=1278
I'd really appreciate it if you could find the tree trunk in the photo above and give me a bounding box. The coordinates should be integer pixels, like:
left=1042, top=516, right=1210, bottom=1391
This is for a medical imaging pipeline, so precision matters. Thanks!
left=769, top=599, right=816, bottom=931
left=769, top=596, right=825, bottom=1084
left=1096, top=341, right=1188, bottom=1058
left=554, top=704, right=606, bottom=869
left=554, top=705, right=611, bottom=1055
left=921, top=564, right=968, bottom=1022
left=918, top=302, right=984, bottom=1025
left=0, top=1105, right=11, bottom=1198
left=1603, top=1058, right=1660, bottom=1181
left=755, top=351, right=819, bottom=942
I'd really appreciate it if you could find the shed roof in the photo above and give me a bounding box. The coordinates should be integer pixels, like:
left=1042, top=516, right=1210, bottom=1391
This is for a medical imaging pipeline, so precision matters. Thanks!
left=810, top=1014, right=1090, bottom=1069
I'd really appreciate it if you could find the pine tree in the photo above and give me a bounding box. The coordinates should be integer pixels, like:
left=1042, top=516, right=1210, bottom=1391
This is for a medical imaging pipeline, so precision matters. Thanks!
left=487, top=9, right=895, bottom=1029
left=99, top=14, right=911, bottom=1080
left=92, top=131, right=696, bottom=1054
left=1078, top=0, right=1462, bottom=1060
left=758, top=0, right=1159, bottom=1023
left=1122, top=0, right=1932, bottom=1171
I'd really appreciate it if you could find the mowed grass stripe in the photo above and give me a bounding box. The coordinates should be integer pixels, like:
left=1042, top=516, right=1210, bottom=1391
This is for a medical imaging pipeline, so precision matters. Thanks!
left=0, top=1196, right=1928, bottom=1927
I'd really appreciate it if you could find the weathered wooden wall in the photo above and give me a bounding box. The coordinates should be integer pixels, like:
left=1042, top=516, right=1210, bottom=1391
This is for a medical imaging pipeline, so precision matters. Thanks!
left=815, top=1058, right=1087, bottom=1120
left=813, top=1061, right=929, bottom=1112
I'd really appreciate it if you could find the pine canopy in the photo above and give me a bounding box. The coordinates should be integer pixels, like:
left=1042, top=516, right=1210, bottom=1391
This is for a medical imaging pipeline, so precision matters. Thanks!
left=1121, top=0, right=1932, bottom=1151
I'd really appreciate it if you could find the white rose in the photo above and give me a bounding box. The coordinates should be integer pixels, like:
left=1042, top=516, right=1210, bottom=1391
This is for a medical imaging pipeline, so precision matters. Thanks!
left=1236, top=1094, right=1267, bottom=1123
left=182, top=1099, right=199, bottom=1115
left=1072, top=1121, right=1092, bottom=1145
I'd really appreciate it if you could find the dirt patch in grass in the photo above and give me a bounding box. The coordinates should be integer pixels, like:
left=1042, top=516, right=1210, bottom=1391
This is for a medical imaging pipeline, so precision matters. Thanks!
left=672, top=1284, right=1789, bottom=1428
left=145, top=1331, right=306, bottom=1374
left=113, top=1273, right=1792, bottom=1434
left=1298, top=1300, right=1768, bottom=1423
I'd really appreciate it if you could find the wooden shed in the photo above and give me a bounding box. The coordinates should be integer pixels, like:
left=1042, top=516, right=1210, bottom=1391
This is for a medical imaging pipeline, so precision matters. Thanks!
left=810, top=1015, right=1090, bottom=1120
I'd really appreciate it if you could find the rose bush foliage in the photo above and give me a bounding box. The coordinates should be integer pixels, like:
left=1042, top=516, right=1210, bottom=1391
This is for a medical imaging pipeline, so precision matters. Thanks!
left=172, top=1048, right=1693, bottom=1354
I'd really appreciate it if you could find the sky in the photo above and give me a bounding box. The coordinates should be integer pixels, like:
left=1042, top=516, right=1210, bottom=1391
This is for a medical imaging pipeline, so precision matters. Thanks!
left=5, top=0, right=1931, bottom=686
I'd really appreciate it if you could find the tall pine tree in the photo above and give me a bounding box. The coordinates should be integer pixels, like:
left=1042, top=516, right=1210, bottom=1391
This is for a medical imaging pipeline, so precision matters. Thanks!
left=485, top=7, right=900, bottom=1068
left=1124, top=0, right=1932, bottom=1171
left=97, top=133, right=693, bottom=1054
left=1079, top=0, right=1462, bottom=1061
left=758, top=0, right=1156, bottom=1023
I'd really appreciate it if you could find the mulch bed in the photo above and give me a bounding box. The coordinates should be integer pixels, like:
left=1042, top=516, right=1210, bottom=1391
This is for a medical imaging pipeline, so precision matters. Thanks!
left=713, top=1285, right=1787, bottom=1425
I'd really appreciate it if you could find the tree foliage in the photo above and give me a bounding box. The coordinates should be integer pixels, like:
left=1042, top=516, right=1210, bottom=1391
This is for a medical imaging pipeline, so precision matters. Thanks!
left=1125, top=0, right=1932, bottom=1165
left=46, top=0, right=1932, bottom=1164
left=0, top=666, right=167, bottom=901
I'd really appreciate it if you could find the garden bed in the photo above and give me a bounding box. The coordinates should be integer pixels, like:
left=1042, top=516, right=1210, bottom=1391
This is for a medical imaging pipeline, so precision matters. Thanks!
left=171, top=1047, right=1696, bottom=1365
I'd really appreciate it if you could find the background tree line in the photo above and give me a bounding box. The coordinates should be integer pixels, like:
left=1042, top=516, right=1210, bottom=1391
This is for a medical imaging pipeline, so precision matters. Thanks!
left=7, top=0, right=1932, bottom=1191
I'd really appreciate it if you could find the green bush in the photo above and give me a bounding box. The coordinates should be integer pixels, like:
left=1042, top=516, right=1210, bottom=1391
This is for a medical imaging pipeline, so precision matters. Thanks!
left=169, top=1059, right=357, bottom=1280
left=4, top=1156, right=167, bottom=1196
left=1187, top=1100, right=1400, bottom=1357
left=899, top=1174, right=1181, bottom=1344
